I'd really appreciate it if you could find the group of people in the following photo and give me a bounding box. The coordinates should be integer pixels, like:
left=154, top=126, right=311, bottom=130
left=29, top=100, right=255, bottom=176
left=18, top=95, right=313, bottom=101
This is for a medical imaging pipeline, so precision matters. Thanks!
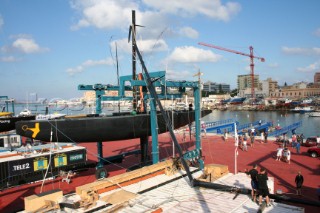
left=245, top=165, right=271, bottom=206
left=238, top=134, right=249, bottom=151
left=247, top=165, right=305, bottom=202
left=276, top=145, right=291, bottom=164
left=246, top=165, right=305, bottom=206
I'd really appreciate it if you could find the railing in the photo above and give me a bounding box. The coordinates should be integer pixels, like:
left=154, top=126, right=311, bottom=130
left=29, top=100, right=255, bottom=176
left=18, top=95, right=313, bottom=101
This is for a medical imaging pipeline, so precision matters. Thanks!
left=238, top=120, right=265, bottom=131
left=268, top=121, right=303, bottom=137
left=204, top=119, right=235, bottom=128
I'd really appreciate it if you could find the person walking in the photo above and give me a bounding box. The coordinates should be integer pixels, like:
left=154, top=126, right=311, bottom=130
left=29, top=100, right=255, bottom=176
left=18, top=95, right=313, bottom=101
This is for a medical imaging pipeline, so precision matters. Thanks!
left=224, top=129, right=228, bottom=142
left=260, top=132, right=264, bottom=143
left=276, top=145, right=283, bottom=161
left=286, top=148, right=291, bottom=164
left=292, top=134, right=297, bottom=147
left=246, top=164, right=259, bottom=202
left=296, top=141, right=301, bottom=154
left=257, top=168, right=271, bottom=206
left=242, top=136, right=248, bottom=151
left=264, top=131, right=268, bottom=143
left=295, top=171, right=304, bottom=195
left=201, top=121, right=207, bottom=138
left=283, top=133, right=288, bottom=147
left=250, top=133, right=255, bottom=147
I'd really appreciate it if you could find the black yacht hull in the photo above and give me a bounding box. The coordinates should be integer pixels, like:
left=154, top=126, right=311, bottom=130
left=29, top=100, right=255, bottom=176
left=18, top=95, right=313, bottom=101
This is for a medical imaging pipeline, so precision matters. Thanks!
left=0, top=115, right=36, bottom=133
left=15, top=110, right=211, bottom=142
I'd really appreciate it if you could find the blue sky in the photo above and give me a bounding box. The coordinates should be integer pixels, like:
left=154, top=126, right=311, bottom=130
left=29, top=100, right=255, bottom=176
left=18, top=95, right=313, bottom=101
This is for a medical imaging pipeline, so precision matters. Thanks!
left=0, top=0, right=319, bottom=101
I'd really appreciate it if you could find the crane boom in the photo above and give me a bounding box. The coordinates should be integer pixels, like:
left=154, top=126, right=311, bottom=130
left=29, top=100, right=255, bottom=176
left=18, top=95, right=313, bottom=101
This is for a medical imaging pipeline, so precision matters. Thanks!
left=198, top=42, right=265, bottom=99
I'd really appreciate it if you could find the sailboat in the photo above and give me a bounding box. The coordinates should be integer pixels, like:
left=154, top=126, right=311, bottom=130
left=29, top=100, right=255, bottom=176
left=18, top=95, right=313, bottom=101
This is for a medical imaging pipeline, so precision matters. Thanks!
left=15, top=11, right=211, bottom=143
left=15, top=109, right=210, bottom=142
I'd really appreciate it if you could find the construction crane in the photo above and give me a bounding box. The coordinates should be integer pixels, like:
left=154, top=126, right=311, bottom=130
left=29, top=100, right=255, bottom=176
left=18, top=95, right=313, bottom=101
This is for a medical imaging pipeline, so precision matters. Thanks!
left=198, top=42, right=265, bottom=99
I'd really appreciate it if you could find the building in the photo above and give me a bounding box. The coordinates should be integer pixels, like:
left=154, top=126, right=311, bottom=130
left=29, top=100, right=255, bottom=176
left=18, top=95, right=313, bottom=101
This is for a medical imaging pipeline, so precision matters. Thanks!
left=82, top=90, right=133, bottom=104
left=237, top=74, right=259, bottom=91
left=270, top=82, right=320, bottom=98
left=238, top=87, right=265, bottom=98
left=203, top=81, right=230, bottom=93
left=314, top=72, right=320, bottom=84
left=260, top=78, right=278, bottom=96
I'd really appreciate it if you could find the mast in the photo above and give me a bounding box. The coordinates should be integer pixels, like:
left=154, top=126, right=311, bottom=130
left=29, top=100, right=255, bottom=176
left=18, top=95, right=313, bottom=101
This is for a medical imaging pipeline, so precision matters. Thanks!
left=115, top=42, right=121, bottom=113
left=131, top=10, right=137, bottom=110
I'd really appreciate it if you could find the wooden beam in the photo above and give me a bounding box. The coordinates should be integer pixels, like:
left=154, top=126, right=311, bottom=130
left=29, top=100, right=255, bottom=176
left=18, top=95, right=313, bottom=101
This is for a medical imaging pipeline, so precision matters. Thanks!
left=76, top=159, right=173, bottom=197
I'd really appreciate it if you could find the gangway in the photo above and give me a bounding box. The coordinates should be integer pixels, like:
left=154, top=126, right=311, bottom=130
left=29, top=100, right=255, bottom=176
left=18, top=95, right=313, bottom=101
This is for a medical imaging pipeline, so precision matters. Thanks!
left=237, top=120, right=273, bottom=135
left=205, top=119, right=238, bottom=134
left=268, top=121, right=303, bottom=137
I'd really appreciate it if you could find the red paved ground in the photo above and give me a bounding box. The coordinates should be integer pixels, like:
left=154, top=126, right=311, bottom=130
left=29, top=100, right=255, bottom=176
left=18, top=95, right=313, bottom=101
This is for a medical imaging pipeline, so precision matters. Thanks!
left=0, top=133, right=319, bottom=212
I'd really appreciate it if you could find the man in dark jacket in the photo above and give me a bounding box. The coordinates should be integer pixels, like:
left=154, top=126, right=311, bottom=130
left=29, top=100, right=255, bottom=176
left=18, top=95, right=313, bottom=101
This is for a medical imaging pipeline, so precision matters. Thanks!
left=246, top=164, right=259, bottom=202
left=257, top=168, right=270, bottom=206
left=295, top=171, right=304, bottom=195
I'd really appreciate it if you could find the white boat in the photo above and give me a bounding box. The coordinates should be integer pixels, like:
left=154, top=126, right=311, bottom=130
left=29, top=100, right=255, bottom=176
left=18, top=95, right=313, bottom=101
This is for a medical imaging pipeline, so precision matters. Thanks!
left=301, top=98, right=313, bottom=105
left=19, top=108, right=32, bottom=116
left=291, top=106, right=315, bottom=113
left=300, top=106, right=315, bottom=113
left=290, top=107, right=302, bottom=113
left=36, top=113, right=66, bottom=120
left=309, top=111, right=320, bottom=117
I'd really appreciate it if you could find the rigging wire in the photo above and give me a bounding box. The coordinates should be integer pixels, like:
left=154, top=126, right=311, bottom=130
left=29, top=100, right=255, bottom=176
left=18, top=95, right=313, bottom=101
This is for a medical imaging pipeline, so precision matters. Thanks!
left=40, top=127, right=53, bottom=193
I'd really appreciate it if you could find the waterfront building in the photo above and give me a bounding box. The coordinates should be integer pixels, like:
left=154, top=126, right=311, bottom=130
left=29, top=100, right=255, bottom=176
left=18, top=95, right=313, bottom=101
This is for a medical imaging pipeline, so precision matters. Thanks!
left=238, top=87, right=265, bottom=98
left=203, top=81, right=230, bottom=93
left=270, top=82, right=320, bottom=98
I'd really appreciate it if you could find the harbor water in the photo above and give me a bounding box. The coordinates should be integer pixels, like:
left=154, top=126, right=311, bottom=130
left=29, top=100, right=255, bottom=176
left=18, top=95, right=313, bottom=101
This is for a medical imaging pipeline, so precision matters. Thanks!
left=202, top=110, right=320, bottom=138
left=8, top=103, right=320, bottom=138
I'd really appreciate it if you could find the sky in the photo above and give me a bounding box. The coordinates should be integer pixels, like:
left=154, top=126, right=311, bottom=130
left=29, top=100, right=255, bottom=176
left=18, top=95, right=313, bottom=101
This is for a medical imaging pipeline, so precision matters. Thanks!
left=0, top=0, right=320, bottom=101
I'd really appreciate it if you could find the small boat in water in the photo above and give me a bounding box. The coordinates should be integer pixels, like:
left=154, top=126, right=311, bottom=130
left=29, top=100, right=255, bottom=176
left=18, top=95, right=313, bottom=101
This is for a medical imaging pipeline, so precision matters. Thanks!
left=222, top=97, right=246, bottom=105
left=290, top=106, right=315, bottom=113
left=308, top=111, right=320, bottom=117
left=299, top=106, right=315, bottom=113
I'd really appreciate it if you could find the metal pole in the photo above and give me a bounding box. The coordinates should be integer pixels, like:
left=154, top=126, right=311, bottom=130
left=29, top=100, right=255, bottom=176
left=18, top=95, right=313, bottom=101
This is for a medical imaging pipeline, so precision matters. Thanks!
left=234, top=123, right=238, bottom=174
left=172, top=95, right=175, bottom=158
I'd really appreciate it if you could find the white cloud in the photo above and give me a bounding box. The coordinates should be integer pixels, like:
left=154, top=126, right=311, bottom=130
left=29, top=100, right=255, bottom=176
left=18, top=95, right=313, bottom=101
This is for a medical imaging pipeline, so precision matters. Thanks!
left=143, top=0, right=241, bottom=21
left=12, top=38, right=49, bottom=54
left=69, top=0, right=240, bottom=40
left=166, top=46, right=222, bottom=63
left=314, top=28, right=320, bottom=37
left=268, top=63, right=279, bottom=68
left=66, top=58, right=114, bottom=75
left=137, top=39, right=169, bottom=53
left=297, top=62, right=319, bottom=73
left=70, top=0, right=138, bottom=30
left=166, top=69, right=192, bottom=80
left=0, top=14, right=3, bottom=30
left=0, top=56, right=19, bottom=62
left=111, top=38, right=168, bottom=54
left=282, top=46, right=320, bottom=55
left=179, top=27, right=199, bottom=39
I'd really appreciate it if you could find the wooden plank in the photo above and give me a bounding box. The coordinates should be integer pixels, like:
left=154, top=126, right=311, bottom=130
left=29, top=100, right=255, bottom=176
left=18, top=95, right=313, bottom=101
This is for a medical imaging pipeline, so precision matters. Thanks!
left=101, top=189, right=136, bottom=204
left=24, top=189, right=62, bottom=212
left=76, top=159, right=173, bottom=197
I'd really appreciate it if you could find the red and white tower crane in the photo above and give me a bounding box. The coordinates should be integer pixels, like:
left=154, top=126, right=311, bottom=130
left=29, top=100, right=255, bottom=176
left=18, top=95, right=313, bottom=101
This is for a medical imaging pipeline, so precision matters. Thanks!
left=198, top=42, right=265, bottom=99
